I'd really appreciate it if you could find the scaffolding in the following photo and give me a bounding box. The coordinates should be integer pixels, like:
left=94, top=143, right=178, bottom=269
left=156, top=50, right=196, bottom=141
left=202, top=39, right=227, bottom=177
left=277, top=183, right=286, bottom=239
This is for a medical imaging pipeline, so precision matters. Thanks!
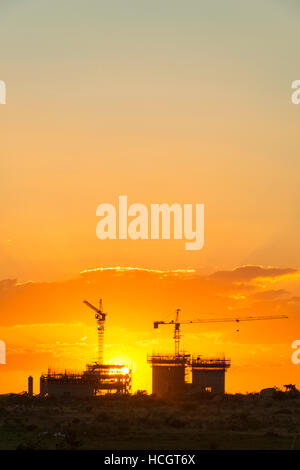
left=147, top=353, right=190, bottom=365
left=40, top=363, right=132, bottom=397
left=191, top=356, right=231, bottom=369
left=84, top=363, right=132, bottom=393
left=147, top=353, right=231, bottom=397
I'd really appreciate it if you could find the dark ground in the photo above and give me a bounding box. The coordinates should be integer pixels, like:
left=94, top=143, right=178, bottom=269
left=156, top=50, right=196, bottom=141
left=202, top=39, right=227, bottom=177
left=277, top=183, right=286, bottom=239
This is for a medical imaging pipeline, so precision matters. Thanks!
left=0, top=391, right=299, bottom=450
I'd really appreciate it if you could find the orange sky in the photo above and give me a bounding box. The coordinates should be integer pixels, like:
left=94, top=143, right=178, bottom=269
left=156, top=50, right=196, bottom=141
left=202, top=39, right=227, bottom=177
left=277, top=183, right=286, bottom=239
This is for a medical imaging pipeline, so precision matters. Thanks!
left=1, top=1, right=300, bottom=281
left=0, top=266, right=300, bottom=395
left=1, top=1, right=300, bottom=394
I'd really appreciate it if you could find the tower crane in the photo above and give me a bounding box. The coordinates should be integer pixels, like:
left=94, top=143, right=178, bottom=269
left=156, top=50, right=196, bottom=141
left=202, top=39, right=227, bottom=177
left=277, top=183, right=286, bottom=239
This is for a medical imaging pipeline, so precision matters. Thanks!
left=154, top=309, right=288, bottom=357
left=83, top=299, right=106, bottom=364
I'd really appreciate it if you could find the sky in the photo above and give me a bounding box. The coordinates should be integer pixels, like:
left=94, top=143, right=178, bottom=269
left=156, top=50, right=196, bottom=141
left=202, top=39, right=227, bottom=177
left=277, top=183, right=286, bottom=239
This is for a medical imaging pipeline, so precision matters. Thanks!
left=1, top=266, right=300, bottom=394
left=0, top=1, right=300, bottom=394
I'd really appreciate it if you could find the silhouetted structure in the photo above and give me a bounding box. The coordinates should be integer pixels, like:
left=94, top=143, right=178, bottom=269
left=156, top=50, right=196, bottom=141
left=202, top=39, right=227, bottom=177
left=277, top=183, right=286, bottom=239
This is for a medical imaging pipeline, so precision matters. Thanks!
left=149, top=354, right=189, bottom=398
left=151, top=308, right=287, bottom=398
left=28, top=376, right=33, bottom=397
left=39, top=298, right=132, bottom=397
left=191, top=357, right=230, bottom=394
left=148, top=354, right=230, bottom=397
left=40, top=364, right=131, bottom=397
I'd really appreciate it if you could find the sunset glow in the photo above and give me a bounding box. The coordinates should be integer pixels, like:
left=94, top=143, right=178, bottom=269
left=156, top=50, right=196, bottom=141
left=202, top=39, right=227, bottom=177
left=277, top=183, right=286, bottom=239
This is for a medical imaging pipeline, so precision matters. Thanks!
left=1, top=0, right=300, bottom=401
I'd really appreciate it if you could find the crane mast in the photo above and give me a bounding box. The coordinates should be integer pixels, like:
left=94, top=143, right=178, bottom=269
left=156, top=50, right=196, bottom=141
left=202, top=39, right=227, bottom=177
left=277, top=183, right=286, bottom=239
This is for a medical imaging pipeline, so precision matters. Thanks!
left=154, top=310, right=288, bottom=357
left=83, top=298, right=106, bottom=364
left=174, top=309, right=181, bottom=357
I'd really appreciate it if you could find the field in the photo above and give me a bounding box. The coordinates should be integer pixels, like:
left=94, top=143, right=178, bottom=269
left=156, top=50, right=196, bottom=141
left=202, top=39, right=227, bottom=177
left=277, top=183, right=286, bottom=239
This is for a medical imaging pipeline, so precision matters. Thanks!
left=0, top=391, right=299, bottom=450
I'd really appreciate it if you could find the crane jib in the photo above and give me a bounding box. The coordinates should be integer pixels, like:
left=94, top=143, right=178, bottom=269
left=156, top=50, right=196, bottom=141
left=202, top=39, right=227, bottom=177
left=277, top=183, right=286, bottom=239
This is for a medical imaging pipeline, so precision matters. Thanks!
left=153, top=311, right=288, bottom=356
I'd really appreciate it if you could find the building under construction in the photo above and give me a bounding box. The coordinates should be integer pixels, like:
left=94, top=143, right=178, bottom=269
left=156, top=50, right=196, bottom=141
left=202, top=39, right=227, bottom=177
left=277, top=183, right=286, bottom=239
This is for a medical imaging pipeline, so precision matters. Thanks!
left=148, top=353, right=230, bottom=397
left=148, top=309, right=287, bottom=398
left=39, top=299, right=132, bottom=397
left=36, top=301, right=287, bottom=398
left=191, top=356, right=230, bottom=394
left=40, top=364, right=131, bottom=397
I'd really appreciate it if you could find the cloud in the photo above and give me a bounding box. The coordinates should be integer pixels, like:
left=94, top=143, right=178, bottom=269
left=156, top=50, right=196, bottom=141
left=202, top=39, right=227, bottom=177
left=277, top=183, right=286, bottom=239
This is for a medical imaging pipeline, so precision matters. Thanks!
left=251, top=289, right=289, bottom=301
left=0, top=279, right=17, bottom=293
left=0, top=265, right=299, bottom=393
left=80, top=266, right=196, bottom=275
left=210, top=266, right=297, bottom=283
left=0, top=265, right=299, bottom=332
